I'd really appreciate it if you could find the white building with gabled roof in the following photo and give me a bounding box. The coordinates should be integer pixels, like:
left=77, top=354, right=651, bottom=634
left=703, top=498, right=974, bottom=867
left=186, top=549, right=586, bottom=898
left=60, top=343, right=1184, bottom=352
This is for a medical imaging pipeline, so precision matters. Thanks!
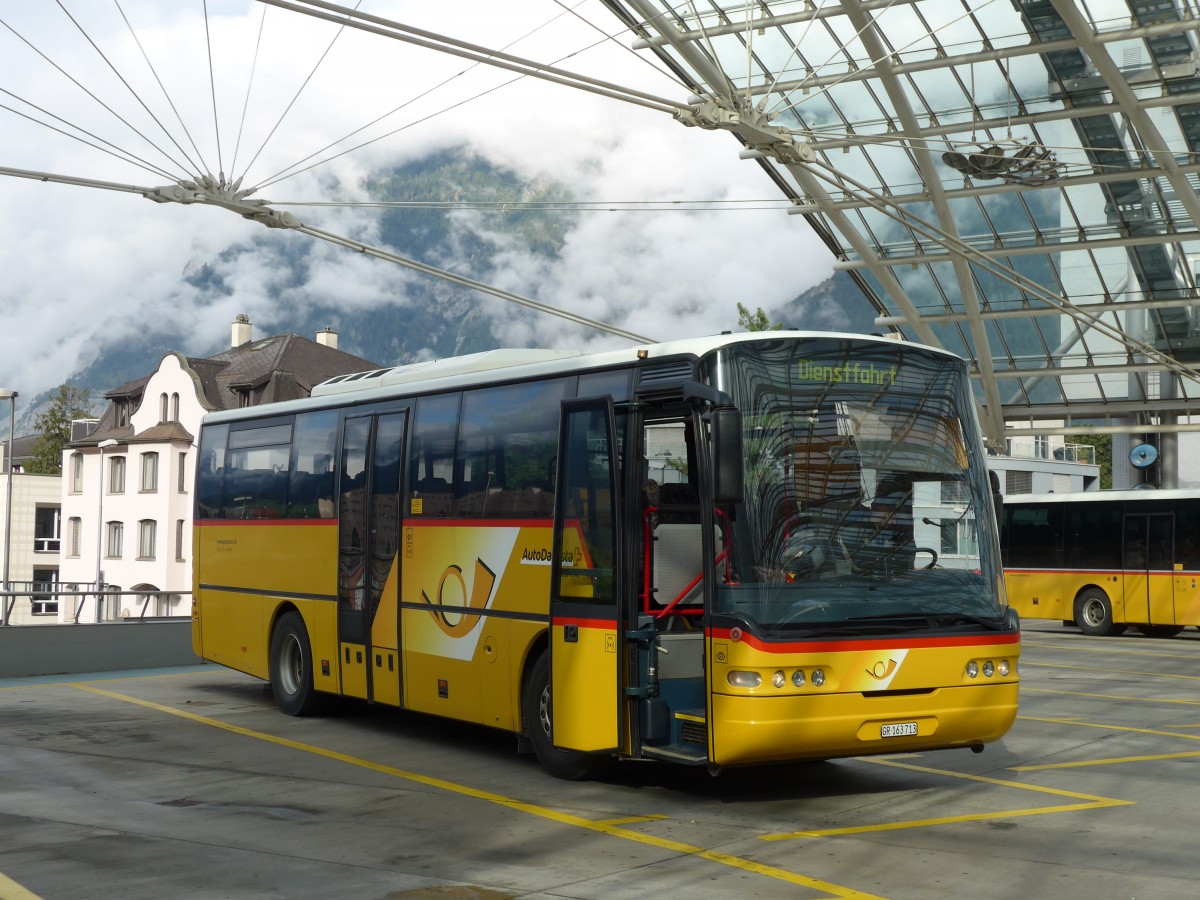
left=56, top=316, right=379, bottom=623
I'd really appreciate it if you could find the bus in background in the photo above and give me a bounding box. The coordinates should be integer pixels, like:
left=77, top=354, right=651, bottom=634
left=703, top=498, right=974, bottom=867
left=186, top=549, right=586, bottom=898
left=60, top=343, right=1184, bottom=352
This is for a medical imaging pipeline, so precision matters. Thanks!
left=1002, top=489, right=1200, bottom=637
left=191, top=332, right=1019, bottom=779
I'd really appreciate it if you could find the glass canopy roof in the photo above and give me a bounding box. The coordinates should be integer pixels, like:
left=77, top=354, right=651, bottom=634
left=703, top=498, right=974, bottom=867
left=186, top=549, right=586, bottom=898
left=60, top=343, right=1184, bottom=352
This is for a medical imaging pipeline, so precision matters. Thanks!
left=599, top=0, right=1200, bottom=457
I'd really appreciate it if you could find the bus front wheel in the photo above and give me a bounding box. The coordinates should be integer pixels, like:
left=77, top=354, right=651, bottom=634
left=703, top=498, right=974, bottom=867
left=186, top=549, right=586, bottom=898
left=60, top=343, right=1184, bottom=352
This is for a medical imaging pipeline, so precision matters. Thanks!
left=269, top=611, right=326, bottom=716
left=1074, top=589, right=1124, bottom=637
left=523, top=651, right=605, bottom=781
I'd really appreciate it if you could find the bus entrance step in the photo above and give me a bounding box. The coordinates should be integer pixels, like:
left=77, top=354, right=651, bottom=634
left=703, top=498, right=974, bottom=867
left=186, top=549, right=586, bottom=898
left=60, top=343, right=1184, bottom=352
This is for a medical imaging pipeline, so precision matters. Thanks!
left=641, top=743, right=707, bottom=764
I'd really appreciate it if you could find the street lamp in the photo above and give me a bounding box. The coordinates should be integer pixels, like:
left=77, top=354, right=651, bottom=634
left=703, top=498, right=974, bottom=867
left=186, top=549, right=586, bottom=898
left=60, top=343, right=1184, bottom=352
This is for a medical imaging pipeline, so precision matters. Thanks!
left=95, top=439, right=119, bottom=623
left=0, top=388, right=16, bottom=627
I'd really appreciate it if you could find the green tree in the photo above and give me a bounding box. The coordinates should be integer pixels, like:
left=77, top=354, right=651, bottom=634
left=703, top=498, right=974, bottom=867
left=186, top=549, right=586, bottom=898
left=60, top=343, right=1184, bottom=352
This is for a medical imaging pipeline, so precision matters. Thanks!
left=26, top=385, right=95, bottom=475
left=737, top=302, right=784, bottom=332
left=1070, top=434, right=1112, bottom=489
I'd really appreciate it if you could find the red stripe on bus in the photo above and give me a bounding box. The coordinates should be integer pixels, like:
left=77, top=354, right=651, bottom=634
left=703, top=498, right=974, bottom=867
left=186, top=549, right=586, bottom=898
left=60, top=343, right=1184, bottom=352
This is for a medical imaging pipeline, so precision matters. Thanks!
left=401, top=518, right=554, bottom=528
left=194, top=518, right=336, bottom=527
left=1006, top=568, right=1180, bottom=577
left=552, top=616, right=617, bottom=629
left=708, top=628, right=1020, bottom=654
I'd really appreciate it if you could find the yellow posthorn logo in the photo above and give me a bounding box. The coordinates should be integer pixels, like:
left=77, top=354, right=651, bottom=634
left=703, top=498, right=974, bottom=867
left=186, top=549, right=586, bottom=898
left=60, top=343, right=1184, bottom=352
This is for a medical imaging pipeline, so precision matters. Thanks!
left=420, top=558, right=498, bottom=637
left=867, top=658, right=898, bottom=680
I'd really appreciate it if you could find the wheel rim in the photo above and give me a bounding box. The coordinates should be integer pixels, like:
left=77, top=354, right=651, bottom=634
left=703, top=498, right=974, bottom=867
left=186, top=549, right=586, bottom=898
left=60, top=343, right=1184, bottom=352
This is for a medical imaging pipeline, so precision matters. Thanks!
left=537, top=682, right=552, bottom=740
left=279, top=633, right=303, bottom=696
left=1081, top=598, right=1103, bottom=628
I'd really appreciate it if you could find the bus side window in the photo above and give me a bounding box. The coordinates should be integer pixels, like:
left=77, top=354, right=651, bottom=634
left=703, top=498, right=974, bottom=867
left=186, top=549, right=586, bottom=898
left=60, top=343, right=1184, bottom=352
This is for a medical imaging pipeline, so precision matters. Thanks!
left=455, top=380, right=566, bottom=520
left=195, top=424, right=229, bottom=519
left=1176, top=503, right=1200, bottom=569
left=221, top=421, right=292, bottom=519
left=288, top=409, right=338, bottom=519
left=407, top=394, right=459, bottom=518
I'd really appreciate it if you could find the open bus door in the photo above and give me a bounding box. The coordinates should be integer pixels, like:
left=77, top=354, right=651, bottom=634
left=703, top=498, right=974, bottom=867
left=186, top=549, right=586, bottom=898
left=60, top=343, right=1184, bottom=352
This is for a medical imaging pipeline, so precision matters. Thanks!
left=548, top=399, right=623, bottom=753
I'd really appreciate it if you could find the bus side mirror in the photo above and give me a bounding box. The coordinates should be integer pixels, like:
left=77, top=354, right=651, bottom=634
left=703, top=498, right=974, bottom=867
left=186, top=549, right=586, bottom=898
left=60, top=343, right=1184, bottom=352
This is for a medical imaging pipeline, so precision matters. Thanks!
left=710, top=407, right=745, bottom=505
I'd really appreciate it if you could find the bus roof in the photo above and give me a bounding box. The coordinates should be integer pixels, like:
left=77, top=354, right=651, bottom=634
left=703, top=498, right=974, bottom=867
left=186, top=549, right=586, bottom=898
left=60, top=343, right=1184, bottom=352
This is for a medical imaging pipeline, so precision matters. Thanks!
left=200, top=330, right=956, bottom=426
left=1005, top=487, right=1197, bottom=505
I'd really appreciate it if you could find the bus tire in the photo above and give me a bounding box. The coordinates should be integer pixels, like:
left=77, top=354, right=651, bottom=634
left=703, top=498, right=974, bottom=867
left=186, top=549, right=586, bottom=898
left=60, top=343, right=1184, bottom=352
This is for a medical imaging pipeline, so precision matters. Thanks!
left=269, top=610, right=326, bottom=716
left=523, top=651, right=604, bottom=781
left=1074, top=589, right=1124, bottom=637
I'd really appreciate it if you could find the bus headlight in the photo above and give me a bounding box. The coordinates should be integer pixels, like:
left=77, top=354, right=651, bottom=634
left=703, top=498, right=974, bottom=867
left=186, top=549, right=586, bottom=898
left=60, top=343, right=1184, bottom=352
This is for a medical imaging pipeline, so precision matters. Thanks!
left=998, top=660, right=1010, bottom=677
left=772, top=670, right=787, bottom=689
left=810, top=668, right=826, bottom=687
left=983, top=661, right=995, bottom=677
left=791, top=669, right=806, bottom=687
left=728, top=671, right=762, bottom=688
left=966, top=661, right=979, bottom=678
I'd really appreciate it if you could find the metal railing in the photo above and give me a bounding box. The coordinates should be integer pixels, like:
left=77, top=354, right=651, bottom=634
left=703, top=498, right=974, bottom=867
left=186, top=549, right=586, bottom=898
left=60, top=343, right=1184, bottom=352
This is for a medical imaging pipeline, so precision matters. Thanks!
left=1, top=583, right=191, bottom=626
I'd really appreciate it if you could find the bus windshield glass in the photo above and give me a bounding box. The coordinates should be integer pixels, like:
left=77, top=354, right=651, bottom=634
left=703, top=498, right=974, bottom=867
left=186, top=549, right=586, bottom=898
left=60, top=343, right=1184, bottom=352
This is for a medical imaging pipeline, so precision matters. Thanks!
left=703, top=338, right=1005, bottom=634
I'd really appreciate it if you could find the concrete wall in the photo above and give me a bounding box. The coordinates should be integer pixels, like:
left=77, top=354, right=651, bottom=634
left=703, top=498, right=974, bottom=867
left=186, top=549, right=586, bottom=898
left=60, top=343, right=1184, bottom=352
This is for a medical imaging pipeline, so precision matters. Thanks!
left=0, top=620, right=200, bottom=677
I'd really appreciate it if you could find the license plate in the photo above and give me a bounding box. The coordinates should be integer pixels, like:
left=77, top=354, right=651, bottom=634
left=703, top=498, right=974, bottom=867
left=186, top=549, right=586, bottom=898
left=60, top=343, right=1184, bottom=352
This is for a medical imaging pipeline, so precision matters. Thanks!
left=881, top=722, right=918, bottom=738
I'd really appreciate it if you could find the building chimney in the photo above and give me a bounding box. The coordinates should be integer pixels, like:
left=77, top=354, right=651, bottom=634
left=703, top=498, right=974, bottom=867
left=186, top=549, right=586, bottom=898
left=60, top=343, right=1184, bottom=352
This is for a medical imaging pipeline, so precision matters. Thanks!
left=232, top=314, right=252, bottom=348
left=316, top=327, right=338, bottom=350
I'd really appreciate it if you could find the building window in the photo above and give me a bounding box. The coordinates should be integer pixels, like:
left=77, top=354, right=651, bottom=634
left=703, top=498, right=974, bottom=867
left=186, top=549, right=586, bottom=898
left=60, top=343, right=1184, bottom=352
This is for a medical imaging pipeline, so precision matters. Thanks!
left=171, top=393, right=180, bottom=421
left=34, top=506, right=61, bottom=553
left=1006, top=470, right=1032, bottom=495
left=115, top=401, right=130, bottom=427
left=106, top=521, right=123, bottom=558
left=178, top=452, right=187, bottom=493
left=160, top=393, right=169, bottom=422
left=31, top=569, right=58, bottom=615
left=141, top=452, right=158, bottom=492
left=109, top=456, right=126, bottom=494
left=940, top=520, right=980, bottom=558
left=68, top=517, right=82, bottom=557
left=138, top=520, right=156, bottom=560
left=70, top=453, right=84, bottom=493
left=175, top=519, right=186, bottom=561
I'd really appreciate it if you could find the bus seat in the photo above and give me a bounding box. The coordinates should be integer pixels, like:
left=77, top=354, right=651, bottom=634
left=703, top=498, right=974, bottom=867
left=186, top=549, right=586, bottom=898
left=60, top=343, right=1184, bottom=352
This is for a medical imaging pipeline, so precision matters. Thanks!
left=657, top=482, right=699, bottom=524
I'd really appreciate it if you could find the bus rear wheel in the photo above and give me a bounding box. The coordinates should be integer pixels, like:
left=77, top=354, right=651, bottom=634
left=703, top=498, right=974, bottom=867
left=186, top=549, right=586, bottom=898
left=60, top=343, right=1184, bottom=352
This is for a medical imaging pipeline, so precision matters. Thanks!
left=269, top=611, right=326, bottom=716
left=1074, top=589, right=1124, bottom=637
left=523, top=651, right=605, bottom=781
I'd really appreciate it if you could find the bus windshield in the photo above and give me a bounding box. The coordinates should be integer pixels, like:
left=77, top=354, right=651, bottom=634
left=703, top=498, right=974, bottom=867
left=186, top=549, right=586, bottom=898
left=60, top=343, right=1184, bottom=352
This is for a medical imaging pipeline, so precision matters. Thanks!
left=703, top=338, right=1005, bottom=634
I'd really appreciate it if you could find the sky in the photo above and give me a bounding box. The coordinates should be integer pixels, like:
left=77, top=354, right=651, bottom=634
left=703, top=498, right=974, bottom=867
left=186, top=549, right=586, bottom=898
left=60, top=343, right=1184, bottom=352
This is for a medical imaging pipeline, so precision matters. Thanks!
left=0, top=0, right=836, bottom=414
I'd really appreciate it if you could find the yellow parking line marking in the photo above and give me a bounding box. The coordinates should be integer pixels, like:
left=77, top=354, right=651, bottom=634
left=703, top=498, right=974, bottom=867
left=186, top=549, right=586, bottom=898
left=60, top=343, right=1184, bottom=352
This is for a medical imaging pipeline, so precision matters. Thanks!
left=1014, top=751, right=1200, bottom=771
left=0, top=669, right=209, bottom=691
left=0, top=871, right=42, bottom=899
left=73, top=684, right=882, bottom=900
left=1021, top=687, right=1200, bottom=707
left=761, top=757, right=1131, bottom=841
left=595, top=814, right=668, bottom=826
left=1013, top=714, right=1200, bottom=770
left=1021, top=661, right=1200, bottom=681
left=1020, top=640, right=1200, bottom=661
left=1019, top=715, right=1200, bottom=741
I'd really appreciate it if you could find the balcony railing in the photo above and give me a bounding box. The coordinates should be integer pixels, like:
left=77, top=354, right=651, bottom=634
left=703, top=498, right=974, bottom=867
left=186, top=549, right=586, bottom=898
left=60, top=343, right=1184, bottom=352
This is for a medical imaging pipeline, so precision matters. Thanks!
left=34, top=537, right=61, bottom=553
left=1, top=583, right=191, bottom=625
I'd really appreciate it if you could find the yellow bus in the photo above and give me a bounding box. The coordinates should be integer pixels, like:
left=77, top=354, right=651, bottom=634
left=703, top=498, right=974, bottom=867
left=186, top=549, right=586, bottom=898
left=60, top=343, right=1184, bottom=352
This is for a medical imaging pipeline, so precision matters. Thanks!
left=1002, top=488, right=1200, bottom=638
left=192, top=332, right=1019, bottom=778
